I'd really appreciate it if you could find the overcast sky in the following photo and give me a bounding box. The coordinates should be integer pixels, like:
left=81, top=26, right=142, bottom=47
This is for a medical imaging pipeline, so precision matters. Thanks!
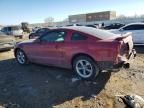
left=0, top=0, right=144, bottom=25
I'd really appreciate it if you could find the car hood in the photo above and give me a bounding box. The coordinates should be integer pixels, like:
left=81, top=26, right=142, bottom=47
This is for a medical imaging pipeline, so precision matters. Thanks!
left=16, top=39, right=35, bottom=47
left=18, top=39, right=36, bottom=44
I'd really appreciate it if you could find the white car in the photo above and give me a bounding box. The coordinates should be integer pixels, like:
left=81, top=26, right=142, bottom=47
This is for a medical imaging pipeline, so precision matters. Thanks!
left=0, top=26, right=23, bottom=39
left=110, top=23, right=144, bottom=45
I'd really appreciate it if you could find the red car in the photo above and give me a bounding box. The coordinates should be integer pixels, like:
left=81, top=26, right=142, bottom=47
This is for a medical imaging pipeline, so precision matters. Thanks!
left=14, top=26, right=136, bottom=80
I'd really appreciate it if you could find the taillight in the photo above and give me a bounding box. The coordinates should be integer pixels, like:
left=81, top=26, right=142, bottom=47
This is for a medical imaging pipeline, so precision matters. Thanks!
left=120, top=42, right=129, bottom=57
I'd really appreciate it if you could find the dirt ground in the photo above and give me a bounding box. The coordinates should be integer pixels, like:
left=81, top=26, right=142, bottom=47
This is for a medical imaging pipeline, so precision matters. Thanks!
left=0, top=46, right=144, bottom=108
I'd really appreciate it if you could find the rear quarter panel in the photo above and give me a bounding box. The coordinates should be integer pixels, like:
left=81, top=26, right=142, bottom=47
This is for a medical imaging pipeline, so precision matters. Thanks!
left=87, top=41, right=119, bottom=62
left=63, top=29, right=120, bottom=69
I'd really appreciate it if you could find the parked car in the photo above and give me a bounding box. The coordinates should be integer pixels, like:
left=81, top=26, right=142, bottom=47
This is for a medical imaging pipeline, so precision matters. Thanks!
left=32, top=27, right=41, bottom=33
left=110, top=23, right=144, bottom=45
left=1, top=26, right=23, bottom=39
left=85, top=25, right=98, bottom=28
left=104, top=23, right=125, bottom=30
left=0, top=34, right=15, bottom=51
left=29, top=28, right=50, bottom=39
left=14, top=26, right=136, bottom=80
left=66, top=24, right=82, bottom=26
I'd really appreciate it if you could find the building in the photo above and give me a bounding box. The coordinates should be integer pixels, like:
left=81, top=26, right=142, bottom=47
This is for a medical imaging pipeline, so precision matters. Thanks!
left=69, top=14, right=86, bottom=24
left=86, top=11, right=116, bottom=22
left=69, top=11, right=116, bottom=24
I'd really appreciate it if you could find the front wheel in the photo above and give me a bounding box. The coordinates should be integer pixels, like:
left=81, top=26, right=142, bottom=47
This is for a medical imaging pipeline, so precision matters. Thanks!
left=73, top=56, right=100, bottom=80
left=16, top=49, right=28, bottom=65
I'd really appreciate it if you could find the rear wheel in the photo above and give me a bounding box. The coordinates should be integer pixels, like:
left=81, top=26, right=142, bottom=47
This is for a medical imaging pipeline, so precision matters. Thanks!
left=16, top=49, right=28, bottom=65
left=73, top=56, right=100, bottom=80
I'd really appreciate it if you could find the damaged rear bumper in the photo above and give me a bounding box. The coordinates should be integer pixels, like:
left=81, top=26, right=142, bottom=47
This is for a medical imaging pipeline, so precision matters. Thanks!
left=114, top=49, right=136, bottom=69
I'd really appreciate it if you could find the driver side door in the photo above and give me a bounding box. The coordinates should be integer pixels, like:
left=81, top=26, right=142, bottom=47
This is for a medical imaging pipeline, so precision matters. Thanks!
left=27, top=30, right=67, bottom=66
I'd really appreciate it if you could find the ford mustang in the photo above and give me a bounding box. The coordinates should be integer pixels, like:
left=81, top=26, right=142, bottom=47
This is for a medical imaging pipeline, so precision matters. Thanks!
left=14, top=26, right=136, bottom=80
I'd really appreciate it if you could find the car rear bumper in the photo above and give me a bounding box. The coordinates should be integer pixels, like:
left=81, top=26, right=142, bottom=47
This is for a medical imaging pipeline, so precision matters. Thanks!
left=114, top=49, right=136, bottom=69
left=98, top=49, right=136, bottom=71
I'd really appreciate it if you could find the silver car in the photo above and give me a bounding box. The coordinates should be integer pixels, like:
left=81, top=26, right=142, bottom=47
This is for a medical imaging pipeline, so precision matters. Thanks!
left=110, top=23, right=144, bottom=45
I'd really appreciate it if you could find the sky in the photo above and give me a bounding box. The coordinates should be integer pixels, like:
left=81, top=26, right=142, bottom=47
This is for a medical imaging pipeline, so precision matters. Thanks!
left=0, top=0, right=144, bottom=25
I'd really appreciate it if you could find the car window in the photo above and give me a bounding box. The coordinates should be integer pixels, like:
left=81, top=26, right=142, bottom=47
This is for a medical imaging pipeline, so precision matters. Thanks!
left=7, top=27, right=11, bottom=31
left=11, top=26, right=21, bottom=30
left=71, top=32, right=88, bottom=41
left=36, top=29, right=42, bottom=33
left=123, top=24, right=144, bottom=30
left=1, top=27, right=6, bottom=32
left=40, top=30, right=66, bottom=42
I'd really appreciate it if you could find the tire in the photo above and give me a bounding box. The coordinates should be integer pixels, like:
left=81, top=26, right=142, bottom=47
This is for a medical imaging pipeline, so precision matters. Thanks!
left=29, top=35, right=32, bottom=39
left=73, top=56, right=100, bottom=80
left=16, top=49, right=28, bottom=65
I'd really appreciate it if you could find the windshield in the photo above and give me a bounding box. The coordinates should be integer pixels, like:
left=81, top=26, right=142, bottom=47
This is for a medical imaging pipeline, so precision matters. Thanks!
left=64, top=26, right=120, bottom=39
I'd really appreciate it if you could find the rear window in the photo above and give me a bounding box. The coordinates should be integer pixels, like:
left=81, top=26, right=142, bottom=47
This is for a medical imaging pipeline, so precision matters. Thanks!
left=80, top=28, right=118, bottom=39
left=63, top=26, right=118, bottom=40
left=91, top=29, right=118, bottom=39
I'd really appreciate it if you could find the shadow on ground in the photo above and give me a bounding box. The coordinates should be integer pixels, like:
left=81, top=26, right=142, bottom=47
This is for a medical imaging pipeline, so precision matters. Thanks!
left=0, top=58, right=111, bottom=108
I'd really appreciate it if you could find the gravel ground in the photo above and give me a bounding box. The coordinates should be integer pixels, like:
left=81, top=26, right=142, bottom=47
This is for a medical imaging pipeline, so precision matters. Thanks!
left=0, top=46, right=144, bottom=108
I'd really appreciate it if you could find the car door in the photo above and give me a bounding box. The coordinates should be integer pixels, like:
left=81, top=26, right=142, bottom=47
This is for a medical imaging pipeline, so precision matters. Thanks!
left=27, top=30, right=66, bottom=66
left=120, top=24, right=144, bottom=44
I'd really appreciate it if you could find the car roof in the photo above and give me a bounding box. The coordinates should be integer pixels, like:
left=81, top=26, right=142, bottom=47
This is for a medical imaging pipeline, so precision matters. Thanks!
left=61, top=26, right=117, bottom=39
left=120, top=22, right=144, bottom=29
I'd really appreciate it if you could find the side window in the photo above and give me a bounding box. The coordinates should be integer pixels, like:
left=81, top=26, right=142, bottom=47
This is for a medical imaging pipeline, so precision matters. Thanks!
left=1, top=27, right=6, bottom=32
left=7, top=27, right=11, bottom=31
left=123, top=24, right=144, bottom=30
left=123, top=25, right=135, bottom=30
left=71, top=32, right=88, bottom=41
left=40, top=30, right=66, bottom=42
left=36, top=29, right=42, bottom=33
left=136, top=25, right=144, bottom=30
